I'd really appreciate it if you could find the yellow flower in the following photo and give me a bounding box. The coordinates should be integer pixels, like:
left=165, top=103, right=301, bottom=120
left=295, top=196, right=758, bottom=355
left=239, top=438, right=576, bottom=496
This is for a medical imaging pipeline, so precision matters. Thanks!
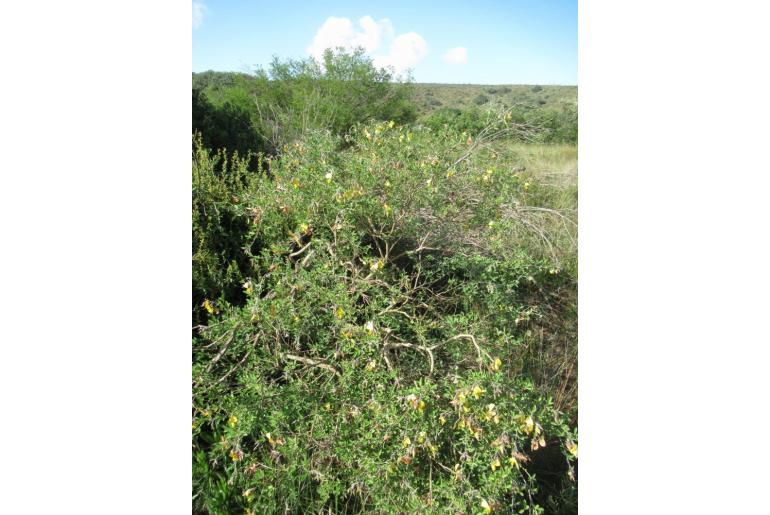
left=417, top=431, right=427, bottom=444
left=242, top=280, right=253, bottom=294
left=291, top=178, right=300, bottom=189
left=493, top=357, right=502, bottom=371
left=365, top=360, right=377, bottom=372
left=399, top=134, right=404, bottom=143
left=202, top=299, right=216, bottom=315
left=227, top=415, right=238, bottom=427
left=325, top=171, right=333, bottom=182
left=523, top=182, right=530, bottom=190
left=481, top=499, right=492, bottom=513
left=202, top=409, right=210, bottom=417
left=482, top=403, right=498, bottom=423
left=323, top=402, right=332, bottom=411
left=384, top=179, right=391, bottom=188
left=335, top=307, right=345, bottom=319
left=491, top=458, right=501, bottom=471
left=439, top=415, right=446, bottom=425
left=265, top=432, right=278, bottom=446
left=456, top=418, right=466, bottom=430
left=472, top=385, right=485, bottom=399
left=299, top=222, right=309, bottom=233
left=364, top=129, right=372, bottom=140
left=192, top=422, right=198, bottom=430
left=388, top=120, right=395, bottom=128
left=429, top=444, right=438, bottom=456
left=523, top=415, right=534, bottom=435
left=365, top=320, right=376, bottom=334
left=567, top=441, right=578, bottom=458
left=402, top=436, right=411, bottom=448
left=383, top=203, right=392, bottom=216
left=243, top=488, right=254, bottom=501
left=230, top=449, right=242, bottom=461
left=426, top=178, right=432, bottom=187
left=508, top=456, right=519, bottom=468
left=417, top=400, right=426, bottom=413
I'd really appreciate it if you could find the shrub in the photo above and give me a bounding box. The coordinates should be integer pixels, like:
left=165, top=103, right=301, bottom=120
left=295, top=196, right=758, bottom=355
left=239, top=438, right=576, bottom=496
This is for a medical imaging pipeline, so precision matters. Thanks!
left=192, top=118, right=577, bottom=513
left=474, top=94, right=490, bottom=105
left=193, top=49, right=416, bottom=159
left=192, top=88, right=267, bottom=169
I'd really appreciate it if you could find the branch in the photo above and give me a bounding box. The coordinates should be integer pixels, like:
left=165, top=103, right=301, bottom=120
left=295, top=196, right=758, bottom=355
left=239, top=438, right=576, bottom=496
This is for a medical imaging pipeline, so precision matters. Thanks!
left=283, top=354, right=341, bottom=377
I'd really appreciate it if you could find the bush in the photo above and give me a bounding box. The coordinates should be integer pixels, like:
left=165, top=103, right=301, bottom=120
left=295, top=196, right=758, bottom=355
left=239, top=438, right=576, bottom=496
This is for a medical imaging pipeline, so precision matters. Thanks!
left=474, top=94, right=490, bottom=105
left=423, top=107, right=489, bottom=134
left=192, top=119, right=577, bottom=513
left=192, top=88, right=267, bottom=169
left=192, top=49, right=417, bottom=159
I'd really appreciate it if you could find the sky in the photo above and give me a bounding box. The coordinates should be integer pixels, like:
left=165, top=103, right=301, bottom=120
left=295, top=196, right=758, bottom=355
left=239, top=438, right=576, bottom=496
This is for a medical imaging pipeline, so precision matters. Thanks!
left=192, top=0, right=577, bottom=85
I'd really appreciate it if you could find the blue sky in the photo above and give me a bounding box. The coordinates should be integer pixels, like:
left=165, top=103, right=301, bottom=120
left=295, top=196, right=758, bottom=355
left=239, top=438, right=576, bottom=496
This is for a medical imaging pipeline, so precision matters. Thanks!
left=192, top=0, right=576, bottom=85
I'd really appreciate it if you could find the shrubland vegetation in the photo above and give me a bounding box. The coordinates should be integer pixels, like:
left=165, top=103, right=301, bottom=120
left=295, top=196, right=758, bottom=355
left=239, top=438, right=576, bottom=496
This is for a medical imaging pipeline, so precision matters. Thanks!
left=193, top=49, right=577, bottom=514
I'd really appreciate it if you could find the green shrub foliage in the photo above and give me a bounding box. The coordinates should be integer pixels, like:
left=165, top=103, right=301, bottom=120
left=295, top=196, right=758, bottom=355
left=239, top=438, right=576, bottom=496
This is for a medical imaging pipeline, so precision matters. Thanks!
left=192, top=115, right=577, bottom=513
left=192, top=49, right=416, bottom=160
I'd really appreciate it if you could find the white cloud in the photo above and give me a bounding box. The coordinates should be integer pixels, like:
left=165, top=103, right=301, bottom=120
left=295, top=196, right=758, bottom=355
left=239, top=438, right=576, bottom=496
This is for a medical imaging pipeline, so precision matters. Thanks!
left=373, top=33, right=428, bottom=75
left=192, top=1, right=207, bottom=29
left=443, top=47, right=468, bottom=65
left=307, top=16, right=426, bottom=75
left=307, top=16, right=394, bottom=61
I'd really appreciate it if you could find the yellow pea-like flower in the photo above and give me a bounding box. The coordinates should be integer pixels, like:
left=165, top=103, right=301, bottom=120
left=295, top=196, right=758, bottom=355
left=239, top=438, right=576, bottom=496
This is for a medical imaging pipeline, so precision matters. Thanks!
left=202, top=299, right=216, bottom=315
left=227, top=415, right=238, bottom=427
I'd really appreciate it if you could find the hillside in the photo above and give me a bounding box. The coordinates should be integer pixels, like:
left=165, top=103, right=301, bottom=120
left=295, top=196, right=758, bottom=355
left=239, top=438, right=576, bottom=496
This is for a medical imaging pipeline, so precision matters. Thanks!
left=413, top=83, right=577, bottom=116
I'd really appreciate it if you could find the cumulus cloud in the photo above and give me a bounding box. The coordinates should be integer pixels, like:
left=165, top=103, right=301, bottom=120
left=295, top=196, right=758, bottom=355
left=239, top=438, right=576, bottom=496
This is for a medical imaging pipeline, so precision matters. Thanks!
left=373, top=33, right=428, bottom=75
left=307, top=16, right=394, bottom=61
left=442, top=47, right=468, bottom=65
left=192, top=1, right=207, bottom=29
left=307, top=16, right=426, bottom=75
